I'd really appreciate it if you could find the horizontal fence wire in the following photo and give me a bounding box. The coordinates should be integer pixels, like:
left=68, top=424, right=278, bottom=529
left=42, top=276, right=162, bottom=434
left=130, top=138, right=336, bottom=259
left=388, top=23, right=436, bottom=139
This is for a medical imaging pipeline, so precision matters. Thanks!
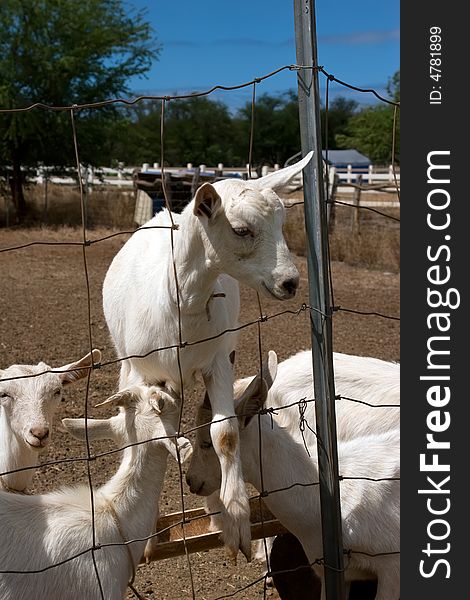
left=329, top=199, right=400, bottom=222
left=0, top=62, right=399, bottom=599
left=0, top=392, right=400, bottom=480
left=0, top=64, right=400, bottom=115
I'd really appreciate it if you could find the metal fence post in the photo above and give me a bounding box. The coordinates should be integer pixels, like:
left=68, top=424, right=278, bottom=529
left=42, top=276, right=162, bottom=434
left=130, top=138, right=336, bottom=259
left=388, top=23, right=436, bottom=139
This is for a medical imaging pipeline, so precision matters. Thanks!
left=293, top=1, right=346, bottom=598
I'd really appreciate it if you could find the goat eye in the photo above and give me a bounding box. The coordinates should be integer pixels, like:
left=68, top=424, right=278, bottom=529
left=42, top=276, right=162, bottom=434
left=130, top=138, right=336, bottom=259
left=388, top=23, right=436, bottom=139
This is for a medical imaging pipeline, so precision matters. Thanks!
left=54, top=389, right=62, bottom=396
left=0, top=392, right=10, bottom=400
left=232, top=226, right=251, bottom=237
left=201, top=440, right=213, bottom=450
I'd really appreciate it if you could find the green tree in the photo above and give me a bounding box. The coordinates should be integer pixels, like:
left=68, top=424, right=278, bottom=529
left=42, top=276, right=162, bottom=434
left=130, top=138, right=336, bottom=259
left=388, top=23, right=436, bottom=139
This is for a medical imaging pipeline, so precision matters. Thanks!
left=234, top=91, right=301, bottom=167
left=164, top=97, right=235, bottom=166
left=0, top=0, right=159, bottom=220
left=113, top=97, right=236, bottom=167
left=322, top=97, right=359, bottom=150
left=234, top=92, right=358, bottom=167
left=112, top=81, right=395, bottom=170
left=387, top=70, right=400, bottom=102
left=335, top=72, right=400, bottom=164
left=336, top=104, right=399, bottom=164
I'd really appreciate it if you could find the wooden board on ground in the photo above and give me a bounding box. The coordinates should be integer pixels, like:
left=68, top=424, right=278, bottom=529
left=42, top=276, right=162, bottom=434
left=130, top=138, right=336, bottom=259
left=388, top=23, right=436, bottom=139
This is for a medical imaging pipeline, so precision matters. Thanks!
left=145, top=498, right=287, bottom=562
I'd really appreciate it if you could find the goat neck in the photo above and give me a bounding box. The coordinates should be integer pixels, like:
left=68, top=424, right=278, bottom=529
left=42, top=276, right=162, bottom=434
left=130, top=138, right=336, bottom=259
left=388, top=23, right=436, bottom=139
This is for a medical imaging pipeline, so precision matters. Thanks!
left=166, top=206, right=223, bottom=314
left=96, top=433, right=170, bottom=566
left=0, top=408, right=36, bottom=492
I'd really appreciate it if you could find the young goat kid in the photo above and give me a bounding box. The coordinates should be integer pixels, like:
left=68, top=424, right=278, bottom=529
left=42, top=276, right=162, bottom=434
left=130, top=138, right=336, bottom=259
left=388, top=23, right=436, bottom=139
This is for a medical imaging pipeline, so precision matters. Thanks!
left=0, top=384, right=192, bottom=600
left=187, top=352, right=400, bottom=600
left=0, top=350, right=101, bottom=492
left=102, top=153, right=313, bottom=560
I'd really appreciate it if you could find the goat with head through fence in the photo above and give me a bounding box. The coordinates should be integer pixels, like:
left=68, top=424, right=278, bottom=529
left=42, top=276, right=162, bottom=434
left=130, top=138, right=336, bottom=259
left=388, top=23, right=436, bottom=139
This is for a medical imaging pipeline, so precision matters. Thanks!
left=243, top=348, right=400, bottom=585
left=0, top=349, right=101, bottom=493
left=186, top=351, right=400, bottom=600
left=0, top=384, right=192, bottom=600
left=102, top=152, right=313, bottom=561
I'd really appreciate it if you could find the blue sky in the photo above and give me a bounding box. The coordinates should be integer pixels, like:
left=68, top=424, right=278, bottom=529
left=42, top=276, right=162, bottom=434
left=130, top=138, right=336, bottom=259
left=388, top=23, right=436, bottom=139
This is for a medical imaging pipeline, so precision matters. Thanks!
left=126, top=0, right=399, bottom=110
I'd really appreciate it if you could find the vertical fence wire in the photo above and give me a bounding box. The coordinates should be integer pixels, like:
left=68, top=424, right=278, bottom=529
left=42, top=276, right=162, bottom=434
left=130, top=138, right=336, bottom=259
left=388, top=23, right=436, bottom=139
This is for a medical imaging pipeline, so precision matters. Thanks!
left=69, top=107, right=105, bottom=599
left=159, top=96, right=197, bottom=599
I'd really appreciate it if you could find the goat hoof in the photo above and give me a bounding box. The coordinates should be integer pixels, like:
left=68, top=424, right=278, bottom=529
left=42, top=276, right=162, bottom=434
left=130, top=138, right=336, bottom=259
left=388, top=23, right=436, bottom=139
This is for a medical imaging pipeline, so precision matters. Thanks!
left=227, top=549, right=238, bottom=566
left=142, top=539, right=156, bottom=564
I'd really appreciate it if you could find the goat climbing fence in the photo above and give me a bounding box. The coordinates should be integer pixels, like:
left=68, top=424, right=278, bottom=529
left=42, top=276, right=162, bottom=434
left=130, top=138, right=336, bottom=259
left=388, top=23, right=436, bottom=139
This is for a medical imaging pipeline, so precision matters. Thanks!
left=0, top=21, right=400, bottom=600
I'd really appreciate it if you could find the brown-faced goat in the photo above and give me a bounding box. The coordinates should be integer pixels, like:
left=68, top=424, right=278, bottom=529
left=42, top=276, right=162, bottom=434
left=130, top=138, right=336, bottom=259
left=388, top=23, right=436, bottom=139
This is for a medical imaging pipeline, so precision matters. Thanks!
left=186, top=352, right=400, bottom=600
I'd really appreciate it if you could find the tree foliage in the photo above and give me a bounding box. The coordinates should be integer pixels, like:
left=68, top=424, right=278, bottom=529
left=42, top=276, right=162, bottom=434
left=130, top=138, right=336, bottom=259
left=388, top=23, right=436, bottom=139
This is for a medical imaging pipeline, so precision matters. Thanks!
left=322, top=97, right=359, bottom=149
left=0, top=0, right=159, bottom=219
left=335, top=105, right=399, bottom=164
left=335, top=71, right=400, bottom=164
left=113, top=91, right=362, bottom=169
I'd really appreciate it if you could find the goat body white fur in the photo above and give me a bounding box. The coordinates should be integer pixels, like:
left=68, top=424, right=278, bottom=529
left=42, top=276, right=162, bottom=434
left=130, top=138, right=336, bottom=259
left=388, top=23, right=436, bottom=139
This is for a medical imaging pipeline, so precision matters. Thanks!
left=102, top=153, right=313, bottom=559
left=187, top=352, right=400, bottom=600
left=0, top=350, right=101, bottom=492
left=0, top=384, right=192, bottom=600
left=234, top=349, right=400, bottom=446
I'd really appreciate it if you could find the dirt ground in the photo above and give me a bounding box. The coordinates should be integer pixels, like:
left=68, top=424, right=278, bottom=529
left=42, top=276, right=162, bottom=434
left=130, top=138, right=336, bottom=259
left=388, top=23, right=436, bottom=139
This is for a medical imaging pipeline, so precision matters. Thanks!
left=0, top=226, right=399, bottom=599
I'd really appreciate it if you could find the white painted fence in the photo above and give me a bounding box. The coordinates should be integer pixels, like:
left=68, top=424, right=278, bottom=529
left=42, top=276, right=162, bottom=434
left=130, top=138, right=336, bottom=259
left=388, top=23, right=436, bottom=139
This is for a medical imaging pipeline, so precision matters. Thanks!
left=336, top=164, right=400, bottom=184
left=26, top=162, right=400, bottom=197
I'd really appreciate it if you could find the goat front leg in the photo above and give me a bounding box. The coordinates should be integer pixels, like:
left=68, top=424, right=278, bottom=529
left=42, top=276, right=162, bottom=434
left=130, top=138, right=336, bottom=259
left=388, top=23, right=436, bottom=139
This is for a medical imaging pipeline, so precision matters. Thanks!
left=203, top=356, right=251, bottom=562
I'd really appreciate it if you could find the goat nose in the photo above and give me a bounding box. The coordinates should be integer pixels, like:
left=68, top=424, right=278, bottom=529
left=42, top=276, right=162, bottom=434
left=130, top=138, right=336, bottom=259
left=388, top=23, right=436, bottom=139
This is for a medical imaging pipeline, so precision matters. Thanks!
left=30, top=426, right=49, bottom=441
left=185, top=473, right=203, bottom=494
left=281, top=276, right=299, bottom=297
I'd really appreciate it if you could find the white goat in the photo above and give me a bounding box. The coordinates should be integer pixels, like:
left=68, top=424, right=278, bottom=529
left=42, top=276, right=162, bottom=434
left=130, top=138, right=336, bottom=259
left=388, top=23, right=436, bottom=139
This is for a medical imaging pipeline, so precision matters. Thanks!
left=0, top=349, right=101, bottom=492
left=0, top=384, right=192, bottom=600
left=187, top=352, right=400, bottom=600
left=102, top=153, right=313, bottom=560
left=234, top=349, right=400, bottom=570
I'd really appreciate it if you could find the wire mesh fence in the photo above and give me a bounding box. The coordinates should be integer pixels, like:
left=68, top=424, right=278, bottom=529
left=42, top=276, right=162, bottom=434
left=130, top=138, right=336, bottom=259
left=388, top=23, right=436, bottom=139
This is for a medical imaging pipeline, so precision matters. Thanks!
left=0, top=59, right=399, bottom=600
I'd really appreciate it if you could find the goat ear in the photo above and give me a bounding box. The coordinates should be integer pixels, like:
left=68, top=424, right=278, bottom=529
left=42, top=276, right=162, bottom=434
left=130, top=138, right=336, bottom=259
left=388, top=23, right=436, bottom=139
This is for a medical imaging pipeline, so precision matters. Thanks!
left=236, top=377, right=268, bottom=428
left=95, top=387, right=139, bottom=408
left=235, top=351, right=277, bottom=427
left=232, top=351, right=277, bottom=402
left=58, top=349, right=102, bottom=386
left=250, top=151, right=314, bottom=192
left=263, top=350, right=278, bottom=390
left=62, top=417, right=113, bottom=441
left=164, top=436, right=193, bottom=463
left=149, top=389, right=169, bottom=413
left=193, top=183, right=221, bottom=219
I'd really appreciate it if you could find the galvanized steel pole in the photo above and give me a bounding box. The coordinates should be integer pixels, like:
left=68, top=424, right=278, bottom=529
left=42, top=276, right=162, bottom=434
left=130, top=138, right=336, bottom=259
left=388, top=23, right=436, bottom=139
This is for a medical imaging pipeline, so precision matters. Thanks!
left=293, top=1, right=346, bottom=598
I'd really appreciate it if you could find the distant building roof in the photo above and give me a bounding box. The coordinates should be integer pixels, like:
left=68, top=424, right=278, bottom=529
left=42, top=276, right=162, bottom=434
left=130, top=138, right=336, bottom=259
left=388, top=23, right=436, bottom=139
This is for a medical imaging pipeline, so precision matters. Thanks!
left=321, top=149, right=371, bottom=167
